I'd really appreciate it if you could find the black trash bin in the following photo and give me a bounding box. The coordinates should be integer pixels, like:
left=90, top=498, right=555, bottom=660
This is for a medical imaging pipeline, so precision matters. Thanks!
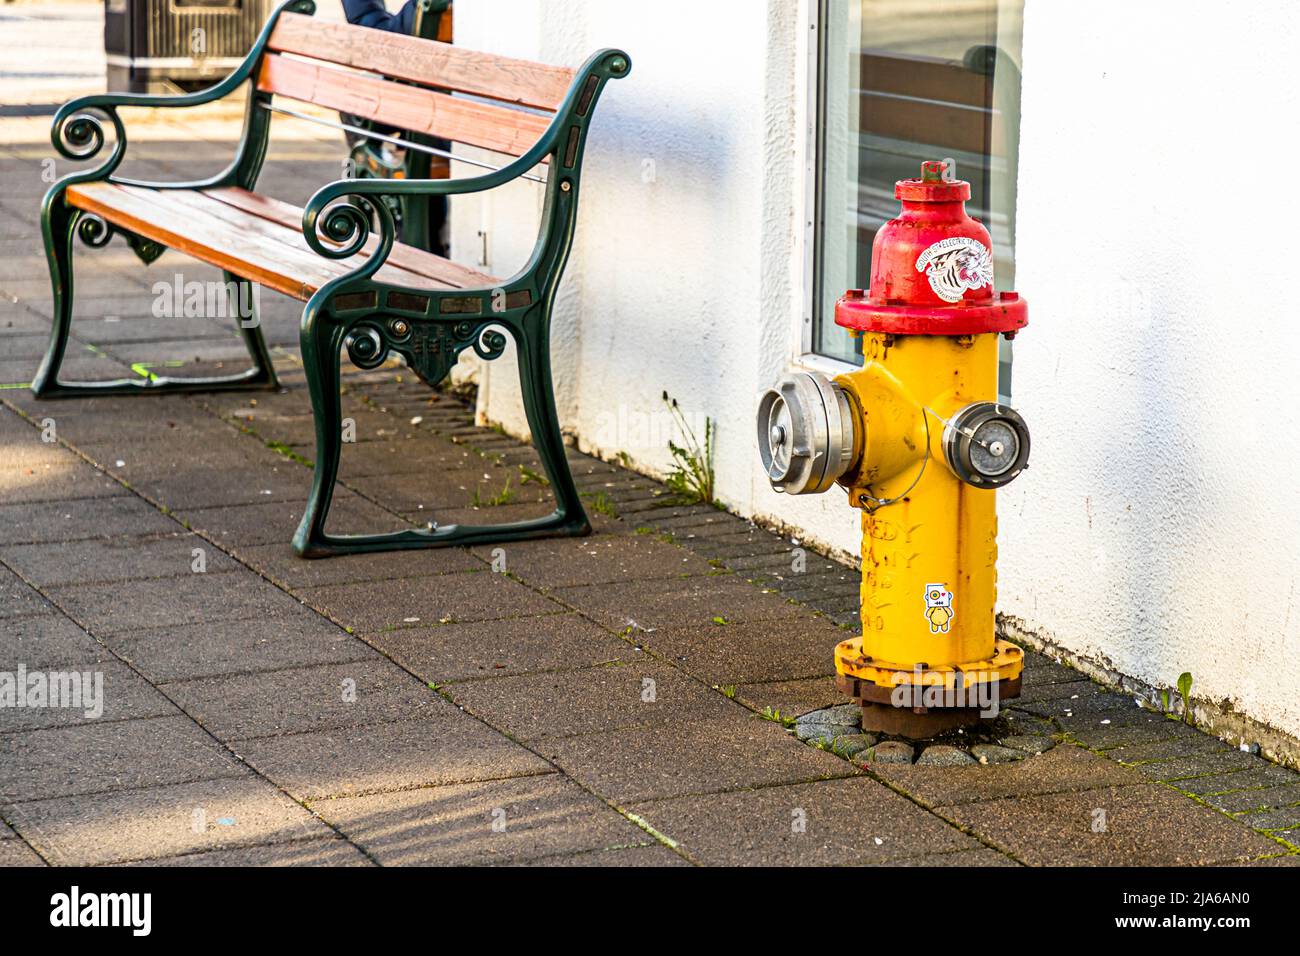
left=104, top=0, right=273, bottom=94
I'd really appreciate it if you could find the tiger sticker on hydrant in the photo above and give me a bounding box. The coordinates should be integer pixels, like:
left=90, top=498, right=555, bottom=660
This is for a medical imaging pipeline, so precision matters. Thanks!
left=924, top=583, right=954, bottom=633
left=915, top=236, right=993, bottom=303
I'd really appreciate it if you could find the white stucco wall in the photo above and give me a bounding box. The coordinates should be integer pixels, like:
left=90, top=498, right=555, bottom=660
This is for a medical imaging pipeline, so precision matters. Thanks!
left=451, top=0, right=1300, bottom=746
left=1000, top=0, right=1300, bottom=743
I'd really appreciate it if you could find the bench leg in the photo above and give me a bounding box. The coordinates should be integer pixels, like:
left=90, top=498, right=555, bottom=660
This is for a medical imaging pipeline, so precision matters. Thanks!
left=30, top=199, right=76, bottom=398
left=226, top=270, right=280, bottom=390
left=292, top=312, right=590, bottom=559
left=293, top=318, right=346, bottom=558
left=30, top=209, right=280, bottom=398
left=515, top=314, right=591, bottom=538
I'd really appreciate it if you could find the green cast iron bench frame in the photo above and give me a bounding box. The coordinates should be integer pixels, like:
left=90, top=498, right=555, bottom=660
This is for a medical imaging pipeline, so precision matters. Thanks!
left=32, top=0, right=630, bottom=558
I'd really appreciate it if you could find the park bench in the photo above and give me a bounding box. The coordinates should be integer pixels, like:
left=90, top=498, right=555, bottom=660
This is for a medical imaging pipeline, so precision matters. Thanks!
left=33, top=0, right=630, bottom=558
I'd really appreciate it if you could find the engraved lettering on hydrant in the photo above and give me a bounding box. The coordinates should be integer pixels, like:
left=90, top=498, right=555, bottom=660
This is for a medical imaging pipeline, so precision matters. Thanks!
left=924, top=583, right=954, bottom=633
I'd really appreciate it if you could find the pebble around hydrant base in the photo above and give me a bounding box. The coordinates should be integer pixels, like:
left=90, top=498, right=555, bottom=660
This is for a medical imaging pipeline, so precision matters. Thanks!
left=792, top=699, right=1060, bottom=768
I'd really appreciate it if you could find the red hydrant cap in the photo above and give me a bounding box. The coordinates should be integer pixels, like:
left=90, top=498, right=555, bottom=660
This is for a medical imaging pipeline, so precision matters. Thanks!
left=834, top=159, right=1027, bottom=337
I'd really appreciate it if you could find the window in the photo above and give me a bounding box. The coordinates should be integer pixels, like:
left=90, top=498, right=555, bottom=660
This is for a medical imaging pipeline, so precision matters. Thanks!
left=811, top=0, right=1024, bottom=392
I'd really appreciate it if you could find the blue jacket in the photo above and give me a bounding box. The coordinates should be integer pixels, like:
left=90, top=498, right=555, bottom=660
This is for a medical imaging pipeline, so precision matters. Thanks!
left=341, top=0, right=419, bottom=34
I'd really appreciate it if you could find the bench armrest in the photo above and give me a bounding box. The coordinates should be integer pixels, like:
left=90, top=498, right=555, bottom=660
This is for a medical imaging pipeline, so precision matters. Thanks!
left=302, top=46, right=631, bottom=273
left=49, top=0, right=314, bottom=182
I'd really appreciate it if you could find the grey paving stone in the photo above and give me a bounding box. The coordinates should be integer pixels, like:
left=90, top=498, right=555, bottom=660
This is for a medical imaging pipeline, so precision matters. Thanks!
left=0, top=613, right=109, bottom=668
left=796, top=703, right=862, bottom=727
left=1068, top=716, right=1206, bottom=750
left=971, top=744, right=1025, bottom=765
left=315, top=774, right=647, bottom=866
left=1020, top=657, right=1092, bottom=686
left=882, top=847, right=1019, bottom=866
left=1001, top=708, right=1060, bottom=737
left=468, top=533, right=716, bottom=590
left=1131, top=748, right=1263, bottom=781
left=538, top=714, right=855, bottom=804
left=734, top=676, right=845, bottom=719
left=830, top=733, right=877, bottom=758
left=518, top=844, right=688, bottom=867
left=1, top=532, right=240, bottom=587
left=178, top=492, right=411, bottom=547
left=1025, top=691, right=1146, bottom=724
left=444, top=661, right=738, bottom=742
left=46, top=572, right=306, bottom=635
left=363, top=613, right=633, bottom=685
left=159, top=658, right=447, bottom=740
left=1175, top=765, right=1300, bottom=796
left=794, top=723, right=841, bottom=745
left=64, top=415, right=238, bottom=453
left=0, top=352, right=130, bottom=386
left=124, top=463, right=312, bottom=511
left=944, top=784, right=1280, bottom=866
left=865, top=741, right=916, bottom=765
left=1236, top=852, right=1300, bottom=866
left=917, top=745, right=978, bottom=766
left=632, top=616, right=841, bottom=685
left=103, top=615, right=375, bottom=683
left=874, top=742, right=1144, bottom=808
left=0, top=456, right=127, bottom=504
left=628, top=776, right=979, bottom=866
left=0, top=564, right=52, bottom=619
left=235, top=540, right=481, bottom=589
left=0, top=715, right=244, bottom=801
left=0, top=496, right=178, bottom=546
left=1000, top=735, right=1057, bottom=755
left=298, top=570, right=560, bottom=632
left=0, top=840, right=45, bottom=866
left=116, top=837, right=374, bottom=867
left=232, top=712, right=552, bottom=800
left=7, top=775, right=327, bottom=866
left=552, top=575, right=804, bottom=631
left=1205, top=783, right=1300, bottom=814
left=1236, top=805, right=1300, bottom=831
left=1106, top=733, right=1232, bottom=765
left=1017, top=677, right=1102, bottom=704
left=0, top=659, right=177, bottom=732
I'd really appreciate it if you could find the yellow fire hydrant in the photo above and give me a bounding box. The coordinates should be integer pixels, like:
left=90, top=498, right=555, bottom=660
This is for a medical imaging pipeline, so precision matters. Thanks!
left=757, top=161, right=1031, bottom=735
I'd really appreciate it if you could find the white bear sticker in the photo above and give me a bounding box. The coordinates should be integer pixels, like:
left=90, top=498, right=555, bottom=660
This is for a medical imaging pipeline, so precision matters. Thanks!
left=915, top=237, right=993, bottom=303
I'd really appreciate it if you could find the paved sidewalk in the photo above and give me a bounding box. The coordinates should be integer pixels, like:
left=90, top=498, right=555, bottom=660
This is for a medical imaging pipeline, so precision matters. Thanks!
left=3, top=17, right=1300, bottom=866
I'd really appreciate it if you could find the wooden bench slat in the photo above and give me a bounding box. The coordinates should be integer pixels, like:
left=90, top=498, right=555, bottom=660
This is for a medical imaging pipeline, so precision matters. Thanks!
left=268, top=11, right=574, bottom=111
left=68, top=182, right=335, bottom=300
left=257, top=54, right=552, bottom=158
left=156, top=187, right=448, bottom=292
left=203, top=187, right=499, bottom=290
left=63, top=182, right=500, bottom=303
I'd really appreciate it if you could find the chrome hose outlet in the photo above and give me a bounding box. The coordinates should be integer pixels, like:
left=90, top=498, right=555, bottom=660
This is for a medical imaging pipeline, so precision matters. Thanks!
left=756, top=371, right=857, bottom=495
left=941, top=402, right=1030, bottom=488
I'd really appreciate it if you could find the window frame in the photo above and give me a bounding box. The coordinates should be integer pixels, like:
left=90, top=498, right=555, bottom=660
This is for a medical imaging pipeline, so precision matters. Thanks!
left=791, top=0, right=859, bottom=379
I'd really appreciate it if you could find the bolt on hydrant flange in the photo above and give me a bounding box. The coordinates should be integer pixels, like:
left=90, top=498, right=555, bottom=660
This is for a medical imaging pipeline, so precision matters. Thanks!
left=757, top=160, right=1031, bottom=738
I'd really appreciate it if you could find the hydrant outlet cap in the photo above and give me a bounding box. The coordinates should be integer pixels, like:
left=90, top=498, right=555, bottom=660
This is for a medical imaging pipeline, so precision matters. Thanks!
left=756, top=372, right=856, bottom=496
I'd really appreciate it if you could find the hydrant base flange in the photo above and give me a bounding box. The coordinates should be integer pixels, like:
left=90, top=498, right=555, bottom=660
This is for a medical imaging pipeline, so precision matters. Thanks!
left=834, top=637, right=1023, bottom=691
left=834, top=636, right=1023, bottom=738
left=837, top=675, right=1022, bottom=737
